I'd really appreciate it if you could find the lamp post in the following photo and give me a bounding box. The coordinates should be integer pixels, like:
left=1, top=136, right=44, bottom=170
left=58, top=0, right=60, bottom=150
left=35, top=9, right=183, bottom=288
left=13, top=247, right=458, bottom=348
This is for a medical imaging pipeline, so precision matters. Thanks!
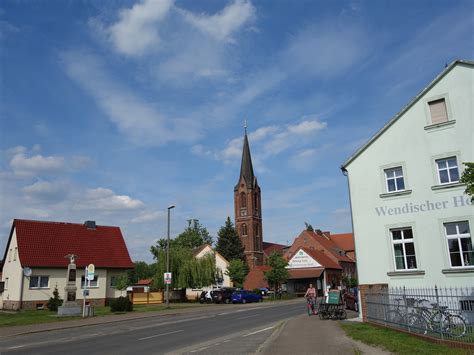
left=166, top=205, right=175, bottom=308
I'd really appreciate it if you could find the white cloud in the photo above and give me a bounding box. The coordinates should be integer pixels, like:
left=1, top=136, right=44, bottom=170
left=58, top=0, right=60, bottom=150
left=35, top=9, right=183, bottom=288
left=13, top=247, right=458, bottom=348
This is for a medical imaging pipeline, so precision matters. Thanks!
left=107, top=0, right=173, bottom=57
left=283, top=22, right=370, bottom=78
left=181, top=0, right=255, bottom=42
left=61, top=50, right=202, bottom=146
left=10, top=151, right=65, bottom=176
left=73, top=188, right=144, bottom=211
left=22, top=181, right=69, bottom=201
left=287, top=120, right=327, bottom=135
left=131, top=210, right=165, bottom=223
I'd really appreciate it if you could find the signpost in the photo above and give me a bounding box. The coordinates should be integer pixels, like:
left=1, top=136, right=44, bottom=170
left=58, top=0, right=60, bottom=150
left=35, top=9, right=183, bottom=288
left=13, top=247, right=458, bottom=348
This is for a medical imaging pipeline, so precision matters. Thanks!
left=83, top=264, right=95, bottom=318
left=164, top=272, right=172, bottom=285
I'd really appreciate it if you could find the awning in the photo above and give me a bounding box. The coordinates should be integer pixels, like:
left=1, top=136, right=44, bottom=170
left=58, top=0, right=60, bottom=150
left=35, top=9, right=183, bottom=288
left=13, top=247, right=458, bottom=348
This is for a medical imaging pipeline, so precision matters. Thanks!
left=287, top=268, right=324, bottom=279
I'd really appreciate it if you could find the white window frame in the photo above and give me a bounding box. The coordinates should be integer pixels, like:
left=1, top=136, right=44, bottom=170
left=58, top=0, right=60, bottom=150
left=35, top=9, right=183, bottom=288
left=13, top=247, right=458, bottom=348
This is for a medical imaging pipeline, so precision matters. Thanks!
left=436, top=156, right=459, bottom=184
left=81, top=275, right=99, bottom=288
left=384, top=166, right=405, bottom=192
left=444, top=221, right=472, bottom=268
left=391, top=228, right=417, bottom=271
left=29, top=276, right=49, bottom=289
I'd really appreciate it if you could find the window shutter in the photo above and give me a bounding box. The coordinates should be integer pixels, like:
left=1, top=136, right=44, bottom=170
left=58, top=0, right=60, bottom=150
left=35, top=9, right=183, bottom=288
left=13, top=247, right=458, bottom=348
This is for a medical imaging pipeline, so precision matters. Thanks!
left=429, top=99, right=448, bottom=124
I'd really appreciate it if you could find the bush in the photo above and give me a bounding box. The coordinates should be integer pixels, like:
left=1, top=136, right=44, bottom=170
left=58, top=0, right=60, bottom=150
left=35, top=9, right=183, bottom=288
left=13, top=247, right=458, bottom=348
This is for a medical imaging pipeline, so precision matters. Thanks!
left=110, top=296, right=133, bottom=312
left=47, top=286, right=63, bottom=311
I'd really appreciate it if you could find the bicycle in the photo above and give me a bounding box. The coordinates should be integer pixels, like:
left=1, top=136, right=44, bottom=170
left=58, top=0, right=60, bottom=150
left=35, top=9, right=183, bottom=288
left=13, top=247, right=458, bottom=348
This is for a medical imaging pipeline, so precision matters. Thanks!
left=408, top=298, right=468, bottom=338
left=306, top=297, right=316, bottom=316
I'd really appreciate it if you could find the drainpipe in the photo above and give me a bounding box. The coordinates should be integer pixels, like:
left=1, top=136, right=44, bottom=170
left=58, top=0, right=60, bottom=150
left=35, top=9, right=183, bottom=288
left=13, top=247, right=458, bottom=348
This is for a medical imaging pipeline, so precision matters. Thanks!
left=19, top=269, right=25, bottom=310
left=340, top=166, right=361, bottom=319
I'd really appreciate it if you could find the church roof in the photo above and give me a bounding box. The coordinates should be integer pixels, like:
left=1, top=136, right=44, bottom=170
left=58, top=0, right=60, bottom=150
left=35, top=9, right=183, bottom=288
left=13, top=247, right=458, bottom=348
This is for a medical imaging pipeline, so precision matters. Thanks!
left=235, top=133, right=257, bottom=190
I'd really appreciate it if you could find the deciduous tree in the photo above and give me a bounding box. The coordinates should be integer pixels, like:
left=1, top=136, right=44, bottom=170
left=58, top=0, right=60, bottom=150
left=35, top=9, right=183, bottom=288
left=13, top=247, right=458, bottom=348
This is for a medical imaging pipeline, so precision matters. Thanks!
left=264, top=252, right=289, bottom=292
left=460, top=162, right=474, bottom=202
left=225, top=259, right=248, bottom=288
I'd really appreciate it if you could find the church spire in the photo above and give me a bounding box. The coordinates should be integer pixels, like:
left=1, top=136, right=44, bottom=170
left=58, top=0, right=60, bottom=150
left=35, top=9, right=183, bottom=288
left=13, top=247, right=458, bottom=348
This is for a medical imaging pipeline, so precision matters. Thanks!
left=238, top=124, right=255, bottom=189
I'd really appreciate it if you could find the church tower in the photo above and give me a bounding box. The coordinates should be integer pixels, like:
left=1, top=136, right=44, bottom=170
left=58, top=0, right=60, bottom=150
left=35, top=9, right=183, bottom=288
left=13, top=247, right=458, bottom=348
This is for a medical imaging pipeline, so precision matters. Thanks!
left=234, top=127, right=264, bottom=269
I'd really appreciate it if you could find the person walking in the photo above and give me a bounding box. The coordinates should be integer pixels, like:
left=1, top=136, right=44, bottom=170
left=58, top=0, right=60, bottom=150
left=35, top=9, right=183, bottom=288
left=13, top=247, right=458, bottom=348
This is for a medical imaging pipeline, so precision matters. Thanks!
left=304, top=283, right=317, bottom=315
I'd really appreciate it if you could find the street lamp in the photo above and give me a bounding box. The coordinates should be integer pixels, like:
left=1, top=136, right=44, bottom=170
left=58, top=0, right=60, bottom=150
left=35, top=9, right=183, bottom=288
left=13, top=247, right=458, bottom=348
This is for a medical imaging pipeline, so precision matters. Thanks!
left=166, top=204, right=175, bottom=308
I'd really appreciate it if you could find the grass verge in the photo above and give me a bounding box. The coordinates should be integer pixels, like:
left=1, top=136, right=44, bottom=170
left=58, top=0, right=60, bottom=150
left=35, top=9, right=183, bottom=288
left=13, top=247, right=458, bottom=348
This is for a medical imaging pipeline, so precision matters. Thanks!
left=0, top=302, right=211, bottom=327
left=339, top=322, right=471, bottom=355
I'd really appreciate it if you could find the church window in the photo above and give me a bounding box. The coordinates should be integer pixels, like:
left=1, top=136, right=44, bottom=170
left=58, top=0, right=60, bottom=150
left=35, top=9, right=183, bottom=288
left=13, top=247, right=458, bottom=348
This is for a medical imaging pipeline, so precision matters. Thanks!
left=240, top=192, right=247, bottom=208
left=241, top=223, right=248, bottom=236
left=254, top=193, right=258, bottom=211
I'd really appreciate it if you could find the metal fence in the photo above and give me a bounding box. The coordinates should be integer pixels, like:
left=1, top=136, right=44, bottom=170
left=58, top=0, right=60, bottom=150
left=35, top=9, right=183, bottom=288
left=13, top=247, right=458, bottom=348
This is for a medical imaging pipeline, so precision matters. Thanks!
left=366, top=286, right=474, bottom=344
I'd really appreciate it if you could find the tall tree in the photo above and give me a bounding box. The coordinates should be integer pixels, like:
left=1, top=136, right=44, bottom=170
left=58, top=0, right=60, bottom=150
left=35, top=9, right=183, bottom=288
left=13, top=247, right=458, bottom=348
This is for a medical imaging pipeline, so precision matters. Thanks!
left=127, top=261, right=156, bottom=284
left=460, top=162, right=474, bottom=202
left=215, top=217, right=246, bottom=262
left=264, top=252, right=289, bottom=291
left=151, top=247, right=216, bottom=289
left=225, top=259, right=248, bottom=288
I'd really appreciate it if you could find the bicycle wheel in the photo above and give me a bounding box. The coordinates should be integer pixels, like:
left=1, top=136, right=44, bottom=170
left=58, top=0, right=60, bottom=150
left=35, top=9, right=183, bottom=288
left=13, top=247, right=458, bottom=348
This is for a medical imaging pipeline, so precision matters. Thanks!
left=446, top=315, right=467, bottom=338
left=338, top=309, right=347, bottom=320
left=429, top=311, right=446, bottom=333
left=385, top=310, right=402, bottom=326
left=407, top=313, right=427, bottom=335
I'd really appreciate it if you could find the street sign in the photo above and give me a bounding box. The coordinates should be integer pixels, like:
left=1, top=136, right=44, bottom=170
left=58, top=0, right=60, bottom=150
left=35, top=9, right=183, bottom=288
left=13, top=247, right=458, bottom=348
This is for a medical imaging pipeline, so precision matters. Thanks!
left=87, top=264, right=95, bottom=281
left=164, top=272, right=172, bottom=284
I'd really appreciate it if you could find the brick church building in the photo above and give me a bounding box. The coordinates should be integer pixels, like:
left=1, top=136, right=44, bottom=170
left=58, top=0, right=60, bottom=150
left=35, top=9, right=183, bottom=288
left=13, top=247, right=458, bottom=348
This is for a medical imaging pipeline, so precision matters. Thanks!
left=234, top=128, right=355, bottom=292
left=234, top=129, right=265, bottom=269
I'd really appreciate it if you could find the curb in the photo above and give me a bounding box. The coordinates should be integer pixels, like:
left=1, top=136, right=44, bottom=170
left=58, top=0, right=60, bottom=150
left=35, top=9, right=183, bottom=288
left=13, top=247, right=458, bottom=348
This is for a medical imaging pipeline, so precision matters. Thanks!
left=256, top=319, right=288, bottom=354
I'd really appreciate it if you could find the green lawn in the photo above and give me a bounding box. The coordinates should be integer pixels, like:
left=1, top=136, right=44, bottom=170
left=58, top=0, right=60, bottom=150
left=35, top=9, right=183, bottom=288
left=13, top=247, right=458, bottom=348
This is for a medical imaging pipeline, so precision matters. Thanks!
left=340, top=322, right=472, bottom=355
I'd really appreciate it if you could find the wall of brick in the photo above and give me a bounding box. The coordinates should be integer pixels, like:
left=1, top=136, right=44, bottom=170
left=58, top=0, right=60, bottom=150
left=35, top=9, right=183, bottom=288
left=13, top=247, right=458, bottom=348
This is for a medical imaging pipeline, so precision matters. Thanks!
left=358, top=283, right=388, bottom=321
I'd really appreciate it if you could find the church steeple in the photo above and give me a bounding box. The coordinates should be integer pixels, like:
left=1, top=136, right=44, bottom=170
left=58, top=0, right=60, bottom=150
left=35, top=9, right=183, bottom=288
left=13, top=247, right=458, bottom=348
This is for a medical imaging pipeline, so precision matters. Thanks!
left=236, top=132, right=256, bottom=191
left=234, top=123, right=264, bottom=269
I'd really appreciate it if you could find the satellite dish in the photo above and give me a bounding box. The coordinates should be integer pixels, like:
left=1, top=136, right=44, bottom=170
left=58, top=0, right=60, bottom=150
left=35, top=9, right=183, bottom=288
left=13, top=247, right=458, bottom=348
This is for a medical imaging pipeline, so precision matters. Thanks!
left=23, top=267, right=32, bottom=277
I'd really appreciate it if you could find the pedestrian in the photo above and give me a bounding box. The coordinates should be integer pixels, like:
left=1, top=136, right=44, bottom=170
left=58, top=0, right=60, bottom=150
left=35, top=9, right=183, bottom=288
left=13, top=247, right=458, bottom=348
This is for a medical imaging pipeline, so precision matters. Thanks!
left=304, top=283, right=317, bottom=315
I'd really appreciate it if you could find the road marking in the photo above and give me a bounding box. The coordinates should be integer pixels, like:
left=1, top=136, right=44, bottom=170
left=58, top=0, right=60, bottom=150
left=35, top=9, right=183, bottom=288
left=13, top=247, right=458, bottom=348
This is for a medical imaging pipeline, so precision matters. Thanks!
left=7, top=345, right=25, bottom=350
left=242, top=326, right=274, bottom=337
left=237, top=314, right=259, bottom=320
left=138, top=329, right=183, bottom=341
left=190, top=346, right=210, bottom=352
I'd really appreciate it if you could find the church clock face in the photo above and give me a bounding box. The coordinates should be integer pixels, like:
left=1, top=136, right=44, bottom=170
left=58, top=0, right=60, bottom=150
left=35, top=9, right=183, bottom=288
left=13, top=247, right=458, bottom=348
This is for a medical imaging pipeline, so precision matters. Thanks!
left=240, top=208, right=247, bottom=216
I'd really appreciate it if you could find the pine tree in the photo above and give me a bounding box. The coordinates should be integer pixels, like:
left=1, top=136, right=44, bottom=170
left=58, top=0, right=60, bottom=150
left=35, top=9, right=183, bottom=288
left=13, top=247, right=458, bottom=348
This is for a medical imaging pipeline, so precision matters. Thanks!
left=216, top=217, right=245, bottom=262
left=47, top=285, right=63, bottom=311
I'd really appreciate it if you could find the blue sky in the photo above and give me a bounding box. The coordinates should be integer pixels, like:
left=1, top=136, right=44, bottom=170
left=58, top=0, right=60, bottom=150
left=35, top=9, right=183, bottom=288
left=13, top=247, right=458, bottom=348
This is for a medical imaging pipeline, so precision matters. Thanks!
left=0, top=0, right=473, bottom=262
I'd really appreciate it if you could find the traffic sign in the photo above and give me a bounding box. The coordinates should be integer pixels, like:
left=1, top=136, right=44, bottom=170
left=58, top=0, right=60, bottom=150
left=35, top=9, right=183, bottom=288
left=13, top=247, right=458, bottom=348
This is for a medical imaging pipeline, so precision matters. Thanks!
left=87, top=264, right=95, bottom=281
left=164, top=272, right=172, bottom=284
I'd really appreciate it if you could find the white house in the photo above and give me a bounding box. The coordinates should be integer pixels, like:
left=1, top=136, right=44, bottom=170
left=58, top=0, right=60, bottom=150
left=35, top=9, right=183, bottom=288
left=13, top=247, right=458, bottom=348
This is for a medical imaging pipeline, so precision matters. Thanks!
left=186, top=244, right=233, bottom=301
left=0, top=219, right=134, bottom=310
left=341, top=60, right=473, bottom=295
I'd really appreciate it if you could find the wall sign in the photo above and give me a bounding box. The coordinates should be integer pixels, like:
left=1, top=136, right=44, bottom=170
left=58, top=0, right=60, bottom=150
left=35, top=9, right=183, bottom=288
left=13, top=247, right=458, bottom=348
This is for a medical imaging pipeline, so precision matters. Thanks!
left=287, top=249, right=321, bottom=269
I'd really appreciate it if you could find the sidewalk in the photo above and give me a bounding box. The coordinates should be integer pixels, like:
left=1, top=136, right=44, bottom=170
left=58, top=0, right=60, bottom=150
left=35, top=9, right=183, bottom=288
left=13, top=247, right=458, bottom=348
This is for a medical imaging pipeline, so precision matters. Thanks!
left=262, top=312, right=391, bottom=355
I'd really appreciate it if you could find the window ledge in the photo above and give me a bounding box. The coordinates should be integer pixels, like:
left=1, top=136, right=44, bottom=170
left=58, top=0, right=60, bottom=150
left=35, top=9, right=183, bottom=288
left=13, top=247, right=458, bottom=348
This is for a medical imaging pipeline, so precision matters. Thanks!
left=387, top=270, right=425, bottom=276
left=424, top=120, right=455, bottom=131
left=379, top=190, right=412, bottom=198
left=442, top=267, right=474, bottom=274
left=431, top=182, right=465, bottom=191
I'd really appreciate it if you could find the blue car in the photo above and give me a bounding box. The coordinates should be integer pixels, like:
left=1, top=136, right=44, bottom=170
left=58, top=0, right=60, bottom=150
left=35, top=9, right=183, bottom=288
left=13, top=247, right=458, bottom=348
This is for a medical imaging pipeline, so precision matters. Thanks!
left=231, top=290, right=263, bottom=304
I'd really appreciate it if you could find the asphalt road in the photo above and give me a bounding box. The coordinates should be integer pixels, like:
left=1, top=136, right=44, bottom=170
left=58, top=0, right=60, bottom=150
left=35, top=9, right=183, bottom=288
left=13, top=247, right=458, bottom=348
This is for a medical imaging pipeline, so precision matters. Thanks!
left=0, top=300, right=304, bottom=354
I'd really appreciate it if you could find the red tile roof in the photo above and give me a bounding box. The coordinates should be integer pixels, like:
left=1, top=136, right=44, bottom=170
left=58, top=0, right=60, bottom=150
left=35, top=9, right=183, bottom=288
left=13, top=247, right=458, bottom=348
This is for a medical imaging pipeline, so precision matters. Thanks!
left=288, top=268, right=324, bottom=279
left=9, top=219, right=134, bottom=269
left=305, top=230, right=354, bottom=263
left=263, top=242, right=286, bottom=256
left=136, top=279, right=152, bottom=285
left=329, top=233, right=354, bottom=252
left=299, top=247, right=342, bottom=270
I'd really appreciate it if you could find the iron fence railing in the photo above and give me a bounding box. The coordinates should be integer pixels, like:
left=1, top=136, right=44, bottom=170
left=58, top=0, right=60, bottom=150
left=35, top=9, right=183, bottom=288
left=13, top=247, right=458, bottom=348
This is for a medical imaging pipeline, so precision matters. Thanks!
left=366, top=286, right=474, bottom=344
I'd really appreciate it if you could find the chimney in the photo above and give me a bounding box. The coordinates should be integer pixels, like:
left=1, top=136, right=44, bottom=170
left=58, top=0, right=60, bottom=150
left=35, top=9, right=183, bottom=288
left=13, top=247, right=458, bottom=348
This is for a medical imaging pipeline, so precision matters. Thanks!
left=84, top=220, right=96, bottom=229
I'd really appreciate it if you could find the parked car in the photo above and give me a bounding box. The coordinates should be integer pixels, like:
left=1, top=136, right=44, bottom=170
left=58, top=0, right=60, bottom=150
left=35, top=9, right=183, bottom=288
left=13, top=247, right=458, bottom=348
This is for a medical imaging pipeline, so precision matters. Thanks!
left=231, top=290, right=263, bottom=304
left=212, top=287, right=236, bottom=304
left=344, top=288, right=358, bottom=311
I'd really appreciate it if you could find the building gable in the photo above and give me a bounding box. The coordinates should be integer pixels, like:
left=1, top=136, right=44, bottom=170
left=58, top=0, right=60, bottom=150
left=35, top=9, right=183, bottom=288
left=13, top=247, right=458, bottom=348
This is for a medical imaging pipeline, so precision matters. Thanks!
left=288, top=249, right=322, bottom=268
